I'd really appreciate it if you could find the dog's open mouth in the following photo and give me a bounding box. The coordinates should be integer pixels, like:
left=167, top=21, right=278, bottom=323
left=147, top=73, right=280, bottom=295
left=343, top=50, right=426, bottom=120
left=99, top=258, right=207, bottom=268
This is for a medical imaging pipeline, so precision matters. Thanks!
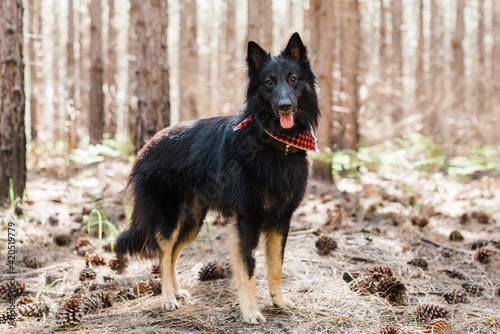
left=279, top=112, right=294, bottom=129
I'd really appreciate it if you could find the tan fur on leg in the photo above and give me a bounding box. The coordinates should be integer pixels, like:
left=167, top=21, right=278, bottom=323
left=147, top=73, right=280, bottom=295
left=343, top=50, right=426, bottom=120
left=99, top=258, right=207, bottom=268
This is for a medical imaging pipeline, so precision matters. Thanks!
left=265, top=231, right=294, bottom=309
left=157, top=228, right=180, bottom=310
left=229, top=226, right=266, bottom=324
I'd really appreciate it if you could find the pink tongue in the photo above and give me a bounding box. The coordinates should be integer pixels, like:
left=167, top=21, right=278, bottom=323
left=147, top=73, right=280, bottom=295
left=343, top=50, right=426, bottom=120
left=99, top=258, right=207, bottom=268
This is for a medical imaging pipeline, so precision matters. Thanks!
left=280, top=113, right=294, bottom=129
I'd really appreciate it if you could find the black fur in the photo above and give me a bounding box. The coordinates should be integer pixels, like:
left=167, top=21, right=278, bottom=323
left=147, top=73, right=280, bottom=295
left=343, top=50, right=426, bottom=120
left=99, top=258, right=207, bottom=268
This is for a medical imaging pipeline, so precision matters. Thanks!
left=116, top=33, right=319, bottom=280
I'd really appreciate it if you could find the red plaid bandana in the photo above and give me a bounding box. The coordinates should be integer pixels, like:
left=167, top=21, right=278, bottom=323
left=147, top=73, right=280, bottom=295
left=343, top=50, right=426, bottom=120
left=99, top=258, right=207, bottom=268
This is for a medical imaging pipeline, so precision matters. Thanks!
left=234, top=115, right=319, bottom=153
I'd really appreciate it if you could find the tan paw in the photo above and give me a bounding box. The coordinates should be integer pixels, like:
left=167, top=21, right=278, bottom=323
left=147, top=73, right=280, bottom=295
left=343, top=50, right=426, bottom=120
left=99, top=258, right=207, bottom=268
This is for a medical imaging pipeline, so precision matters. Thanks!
left=175, top=289, right=191, bottom=299
left=273, top=297, right=295, bottom=309
left=161, top=299, right=179, bottom=310
left=242, top=310, right=266, bottom=324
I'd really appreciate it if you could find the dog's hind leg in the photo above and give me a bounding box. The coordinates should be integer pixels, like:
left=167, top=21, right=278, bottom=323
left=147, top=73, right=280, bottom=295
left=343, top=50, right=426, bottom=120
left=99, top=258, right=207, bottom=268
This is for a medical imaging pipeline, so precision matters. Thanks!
left=157, top=227, right=180, bottom=310
left=230, top=220, right=266, bottom=324
left=264, top=228, right=295, bottom=309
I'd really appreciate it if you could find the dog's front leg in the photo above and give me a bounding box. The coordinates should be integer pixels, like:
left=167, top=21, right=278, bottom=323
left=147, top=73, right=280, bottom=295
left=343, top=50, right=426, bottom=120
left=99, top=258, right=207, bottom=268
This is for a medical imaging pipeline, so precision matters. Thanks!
left=230, top=222, right=266, bottom=324
left=265, top=228, right=295, bottom=309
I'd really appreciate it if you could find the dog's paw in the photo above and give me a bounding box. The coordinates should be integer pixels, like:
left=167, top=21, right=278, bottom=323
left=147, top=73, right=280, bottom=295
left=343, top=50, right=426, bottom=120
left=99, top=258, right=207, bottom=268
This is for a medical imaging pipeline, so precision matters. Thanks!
left=175, top=289, right=191, bottom=299
left=161, top=299, right=179, bottom=310
left=242, top=310, right=266, bottom=324
left=273, top=298, right=295, bottom=309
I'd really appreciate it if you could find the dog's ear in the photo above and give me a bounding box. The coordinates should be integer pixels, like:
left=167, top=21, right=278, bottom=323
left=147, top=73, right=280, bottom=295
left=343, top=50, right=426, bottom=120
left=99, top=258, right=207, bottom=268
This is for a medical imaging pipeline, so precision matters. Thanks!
left=247, top=41, right=269, bottom=73
left=283, top=32, right=307, bottom=62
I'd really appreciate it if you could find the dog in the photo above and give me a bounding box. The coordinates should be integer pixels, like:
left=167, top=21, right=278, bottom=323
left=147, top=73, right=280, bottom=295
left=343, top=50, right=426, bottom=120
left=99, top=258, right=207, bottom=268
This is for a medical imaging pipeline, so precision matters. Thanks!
left=115, top=32, right=320, bottom=324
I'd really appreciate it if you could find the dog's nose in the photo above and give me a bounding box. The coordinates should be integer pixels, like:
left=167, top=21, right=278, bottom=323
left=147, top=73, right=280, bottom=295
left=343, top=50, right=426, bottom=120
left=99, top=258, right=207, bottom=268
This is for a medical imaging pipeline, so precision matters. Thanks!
left=279, top=104, right=292, bottom=112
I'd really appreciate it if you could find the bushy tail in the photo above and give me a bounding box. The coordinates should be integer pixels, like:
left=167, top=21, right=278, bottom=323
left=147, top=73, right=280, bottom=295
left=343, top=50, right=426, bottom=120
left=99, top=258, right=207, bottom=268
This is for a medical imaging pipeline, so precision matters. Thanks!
left=115, top=180, right=160, bottom=265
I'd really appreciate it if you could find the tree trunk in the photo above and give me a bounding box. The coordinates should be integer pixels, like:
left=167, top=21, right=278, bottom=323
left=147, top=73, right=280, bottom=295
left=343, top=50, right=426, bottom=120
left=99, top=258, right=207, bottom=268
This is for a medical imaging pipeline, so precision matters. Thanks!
left=67, top=0, right=77, bottom=149
left=390, top=0, right=403, bottom=121
left=79, top=0, right=90, bottom=139
left=52, top=0, right=61, bottom=142
left=379, top=0, right=387, bottom=79
left=309, top=0, right=334, bottom=151
left=476, top=0, right=485, bottom=116
left=493, top=0, right=500, bottom=105
left=133, top=0, right=170, bottom=151
left=337, top=0, right=360, bottom=150
left=179, top=0, right=198, bottom=121
left=415, top=0, right=425, bottom=111
left=89, top=0, right=104, bottom=144
left=222, top=0, right=237, bottom=115
left=452, top=0, right=465, bottom=109
left=247, top=0, right=272, bottom=51
left=0, top=0, right=27, bottom=201
left=105, top=0, right=118, bottom=137
left=28, top=0, right=43, bottom=141
left=127, top=0, right=138, bottom=144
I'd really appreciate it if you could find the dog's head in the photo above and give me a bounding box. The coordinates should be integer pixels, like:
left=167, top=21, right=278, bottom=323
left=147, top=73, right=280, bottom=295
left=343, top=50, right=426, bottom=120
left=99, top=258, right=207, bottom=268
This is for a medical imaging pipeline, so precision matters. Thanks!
left=246, top=33, right=319, bottom=132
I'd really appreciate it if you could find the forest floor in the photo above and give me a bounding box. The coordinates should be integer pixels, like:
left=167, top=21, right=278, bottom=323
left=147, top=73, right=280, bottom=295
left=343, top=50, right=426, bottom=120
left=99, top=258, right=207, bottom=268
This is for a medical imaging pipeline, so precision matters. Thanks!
left=1, top=139, right=500, bottom=333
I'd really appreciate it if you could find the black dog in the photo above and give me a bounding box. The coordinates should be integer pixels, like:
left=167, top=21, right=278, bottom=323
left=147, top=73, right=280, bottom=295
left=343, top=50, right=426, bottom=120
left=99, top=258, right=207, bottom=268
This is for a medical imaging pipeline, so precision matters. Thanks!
left=116, top=33, right=320, bottom=324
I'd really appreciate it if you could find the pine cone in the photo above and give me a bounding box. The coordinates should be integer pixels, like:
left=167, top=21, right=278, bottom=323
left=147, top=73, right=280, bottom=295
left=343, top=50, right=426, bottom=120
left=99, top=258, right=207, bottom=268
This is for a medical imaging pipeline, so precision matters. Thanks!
left=474, top=247, right=492, bottom=264
left=55, top=298, right=84, bottom=327
left=377, top=276, right=406, bottom=304
left=109, top=257, right=127, bottom=272
left=474, top=212, right=490, bottom=224
left=444, top=269, right=467, bottom=280
left=88, top=282, right=119, bottom=291
left=79, top=268, right=97, bottom=281
left=0, top=309, right=11, bottom=324
left=411, top=216, right=429, bottom=228
left=349, top=275, right=377, bottom=295
left=448, top=230, right=464, bottom=242
left=85, top=252, right=107, bottom=266
left=81, top=290, right=112, bottom=314
left=54, top=234, right=71, bottom=246
left=380, top=323, right=400, bottom=334
left=72, top=286, right=88, bottom=298
left=199, top=260, right=225, bottom=281
left=151, top=263, right=161, bottom=274
left=148, top=278, right=162, bottom=295
left=23, top=255, right=41, bottom=269
left=0, top=280, right=25, bottom=300
left=132, top=281, right=153, bottom=297
left=470, top=239, right=489, bottom=250
left=424, top=318, right=455, bottom=334
left=407, top=257, right=428, bottom=270
left=366, top=265, right=393, bottom=281
left=461, top=282, right=483, bottom=297
left=459, top=213, right=469, bottom=224
left=442, top=288, right=468, bottom=304
left=103, top=275, right=115, bottom=282
left=75, top=238, right=92, bottom=250
left=16, top=301, right=50, bottom=318
left=16, top=295, right=35, bottom=306
left=416, top=304, right=449, bottom=323
left=315, top=235, right=337, bottom=255
left=117, top=288, right=136, bottom=301
left=342, top=271, right=359, bottom=283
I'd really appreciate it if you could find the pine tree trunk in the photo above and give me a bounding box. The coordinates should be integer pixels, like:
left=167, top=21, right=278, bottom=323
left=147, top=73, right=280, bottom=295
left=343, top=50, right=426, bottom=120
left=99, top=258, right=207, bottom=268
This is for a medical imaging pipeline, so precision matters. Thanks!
left=415, top=0, right=425, bottom=110
left=105, top=0, right=117, bottom=137
left=337, top=0, right=360, bottom=150
left=0, top=0, right=27, bottom=201
left=379, top=0, right=387, bottom=79
left=67, top=0, right=77, bottom=149
left=127, top=0, right=138, bottom=143
left=179, top=0, right=198, bottom=121
left=89, top=0, right=104, bottom=144
left=222, top=0, right=237, bottom=114
left=309, top=0, right=334, bottom=150
left=79, top=0, right=90, bottom=138
left=28, top=0, right=43, bottom=141
left=133, top=0, right=169, bottom=150
left=452, top=0, right=465, bottom=109
left=247, top=0, right=272, bottom=51
left=493, top=0, right=500, bottom=104
left=390, top=0, right=403, bottom=121
left=52, top=0, right=61, bottom=142
left=476, top=0, right=485, bottom=116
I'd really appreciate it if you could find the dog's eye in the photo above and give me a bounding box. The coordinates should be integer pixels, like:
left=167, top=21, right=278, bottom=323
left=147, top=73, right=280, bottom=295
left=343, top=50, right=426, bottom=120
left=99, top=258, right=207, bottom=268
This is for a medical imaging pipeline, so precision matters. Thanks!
left=290, top=76, right=297, bottom=83
left=266, top=79, right=273, bottom=86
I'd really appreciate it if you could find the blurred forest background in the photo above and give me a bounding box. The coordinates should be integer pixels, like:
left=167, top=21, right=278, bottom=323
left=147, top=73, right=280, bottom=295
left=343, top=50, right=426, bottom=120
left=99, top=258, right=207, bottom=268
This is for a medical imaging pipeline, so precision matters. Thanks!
left=1, top=0, right=500, bottom=197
